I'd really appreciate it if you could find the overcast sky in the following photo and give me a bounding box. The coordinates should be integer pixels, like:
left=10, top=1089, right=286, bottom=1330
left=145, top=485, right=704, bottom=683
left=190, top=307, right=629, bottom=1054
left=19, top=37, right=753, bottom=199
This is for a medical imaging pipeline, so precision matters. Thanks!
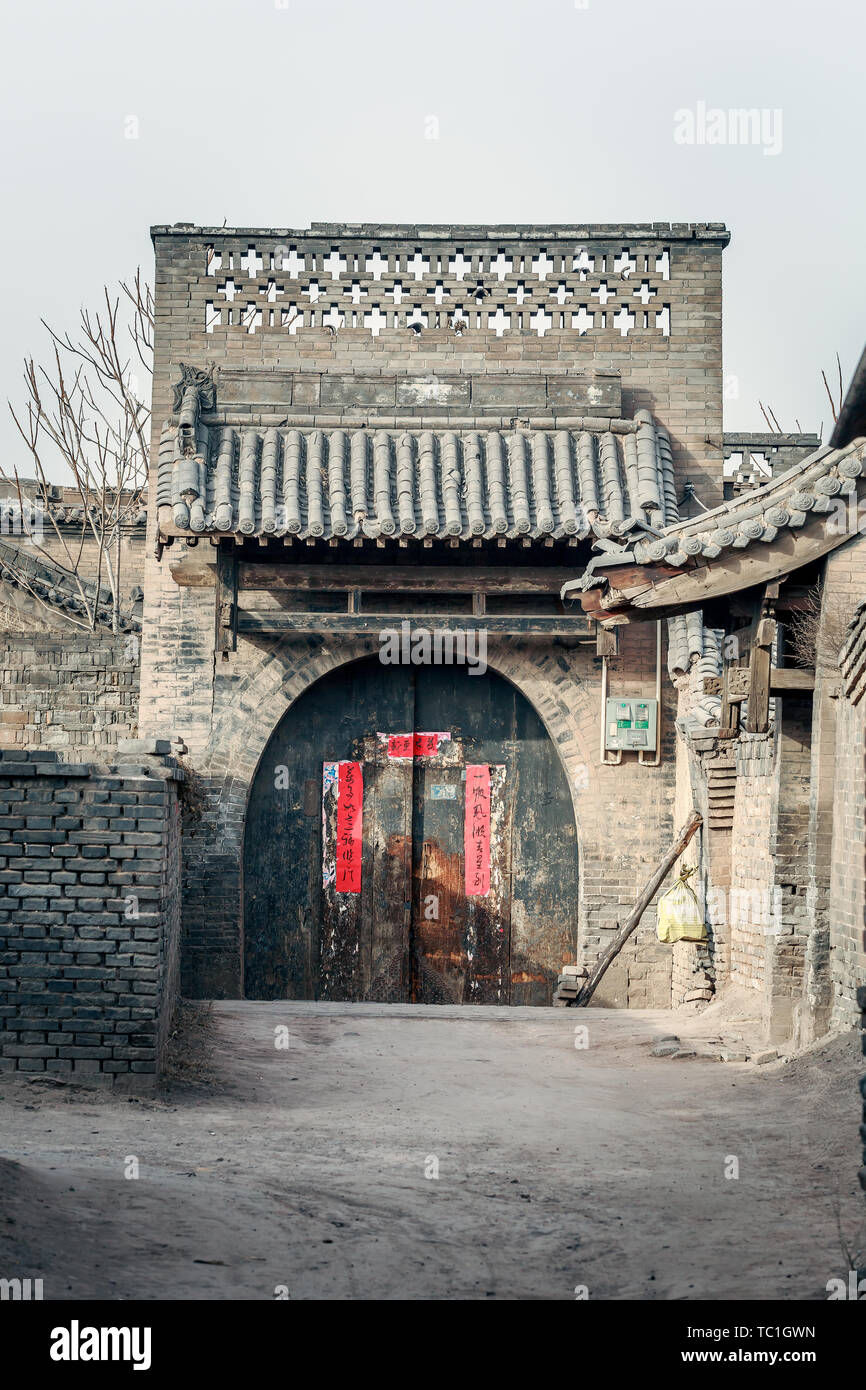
left=1, top=0, right=863, bottom=465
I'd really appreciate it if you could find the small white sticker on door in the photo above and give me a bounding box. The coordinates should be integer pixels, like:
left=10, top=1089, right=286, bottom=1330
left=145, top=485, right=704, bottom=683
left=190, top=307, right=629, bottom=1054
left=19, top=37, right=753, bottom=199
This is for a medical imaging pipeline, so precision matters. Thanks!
left=430, top=784, right=457, bottom=800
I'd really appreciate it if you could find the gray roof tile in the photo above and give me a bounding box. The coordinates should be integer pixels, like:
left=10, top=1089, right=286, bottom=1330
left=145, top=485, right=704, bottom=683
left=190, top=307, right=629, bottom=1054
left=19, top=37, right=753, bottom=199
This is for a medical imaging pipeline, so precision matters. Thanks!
left=157, top=412, right=673, bottom=545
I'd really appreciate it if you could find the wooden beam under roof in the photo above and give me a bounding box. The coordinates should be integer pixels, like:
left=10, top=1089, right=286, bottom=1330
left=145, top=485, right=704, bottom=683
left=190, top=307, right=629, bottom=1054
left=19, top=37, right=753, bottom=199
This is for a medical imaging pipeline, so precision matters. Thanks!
left=237, top=564, right=581, bottom=594
left=170, top=559, right=587, bottom=594
left=724, top=666, right=815, bottom=699
left=236, top=612, right=595, bottom=637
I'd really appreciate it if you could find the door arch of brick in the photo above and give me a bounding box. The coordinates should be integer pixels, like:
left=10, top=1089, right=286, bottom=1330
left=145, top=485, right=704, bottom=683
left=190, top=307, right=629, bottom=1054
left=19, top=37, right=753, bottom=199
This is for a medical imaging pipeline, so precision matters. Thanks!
left=179, top=635, right=603, bottom=998
left=240, top=652, right=580, bottom=1003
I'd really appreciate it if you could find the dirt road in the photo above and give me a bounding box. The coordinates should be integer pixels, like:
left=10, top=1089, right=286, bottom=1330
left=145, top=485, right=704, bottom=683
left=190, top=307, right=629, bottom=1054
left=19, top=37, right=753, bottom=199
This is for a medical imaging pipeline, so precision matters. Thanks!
left=0, top=1000, right=862, bottom=1300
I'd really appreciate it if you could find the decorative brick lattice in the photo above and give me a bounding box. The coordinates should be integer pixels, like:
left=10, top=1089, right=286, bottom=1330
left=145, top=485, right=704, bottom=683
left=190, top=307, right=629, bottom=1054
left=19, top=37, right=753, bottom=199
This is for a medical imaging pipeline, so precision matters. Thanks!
left=202, top=237, right=673, bottom=339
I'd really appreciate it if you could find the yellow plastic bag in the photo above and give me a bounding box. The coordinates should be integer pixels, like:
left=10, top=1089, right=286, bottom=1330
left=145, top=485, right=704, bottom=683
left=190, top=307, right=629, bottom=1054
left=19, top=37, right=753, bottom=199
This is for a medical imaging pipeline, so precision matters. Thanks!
left=656, top=866, right=706, bottom=944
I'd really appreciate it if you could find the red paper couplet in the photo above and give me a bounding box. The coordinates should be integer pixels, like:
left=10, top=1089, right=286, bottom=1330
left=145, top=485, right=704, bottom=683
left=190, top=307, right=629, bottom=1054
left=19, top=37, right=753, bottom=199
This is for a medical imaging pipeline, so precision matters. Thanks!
left=464, top=764, right=491, bottom=897
left=336, top=760, right=363, bottom=893
left=386, top=732, right=441, bottom=759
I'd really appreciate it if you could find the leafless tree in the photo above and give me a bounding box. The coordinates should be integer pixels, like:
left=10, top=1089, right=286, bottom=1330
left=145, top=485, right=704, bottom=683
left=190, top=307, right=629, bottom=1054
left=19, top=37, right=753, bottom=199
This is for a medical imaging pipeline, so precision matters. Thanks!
left=787, top=580, right=859, bottom=671
left=757, top=354, right=844, bottom=440
left=821, top=352, right=844, bottom=425
left=3, top=272, right=153, bottom=632
left=758, top=400, right=784, bottom=434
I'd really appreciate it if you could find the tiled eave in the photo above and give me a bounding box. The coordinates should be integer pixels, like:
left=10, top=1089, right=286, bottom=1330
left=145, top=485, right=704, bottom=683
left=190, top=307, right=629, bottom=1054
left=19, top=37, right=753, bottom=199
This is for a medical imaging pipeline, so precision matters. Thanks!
left=563, top=437, right=866, bottom=621
left=156, top=409, right=677, bottom=550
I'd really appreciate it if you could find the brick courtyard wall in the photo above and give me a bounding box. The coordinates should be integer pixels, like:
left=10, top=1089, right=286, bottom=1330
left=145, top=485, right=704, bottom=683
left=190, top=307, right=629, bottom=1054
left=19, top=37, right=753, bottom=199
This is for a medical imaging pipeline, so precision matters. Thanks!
left=728, top=732, right=776, bottom=998
left=859, top=985, right=866, bottom=1198
left=724, top=705, right=813, bottom=1043
left=799, top=535, right=866, bottom=1044
left=763, top=698, right=813, bottom=1042
left=830, top=604, right=866, bottom=1031
left=669, top=681, right=720, bottom=1010
left=0, top=635, right=140, bottom=755
left=0, top=484, right=147, bottom=605
left=0, top=747, right=181, bottom=1090
left=669, top=688, right=811, bottom=1031
left=1, top=528, right=147, bottom=605
left=675, top=539, right=866, bottom=1045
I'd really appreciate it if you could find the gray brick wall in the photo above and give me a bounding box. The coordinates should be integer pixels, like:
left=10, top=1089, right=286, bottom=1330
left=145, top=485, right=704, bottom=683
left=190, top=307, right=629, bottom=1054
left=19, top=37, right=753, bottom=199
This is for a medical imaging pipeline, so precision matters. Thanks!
left=0, top=635, right=140, bottom=755
left=729, top=732, right=776, bottom=996
left=831, top=604, right=866, bottom=1030
left=859, top=985, right=866, bottom=1197
left=798, top=539, right=866, bottom=1044
left=678, top=540, right=866, bottom=1046
left=716, top=707, right=814, bottom=1043
left=0, top=747, right=181, bottom=1089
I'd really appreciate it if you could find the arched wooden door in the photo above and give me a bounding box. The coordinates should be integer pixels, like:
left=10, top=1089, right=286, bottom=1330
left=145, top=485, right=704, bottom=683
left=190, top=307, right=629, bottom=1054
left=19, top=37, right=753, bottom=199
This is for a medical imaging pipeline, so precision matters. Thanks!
left=243, top=656, right=578, bottom=1004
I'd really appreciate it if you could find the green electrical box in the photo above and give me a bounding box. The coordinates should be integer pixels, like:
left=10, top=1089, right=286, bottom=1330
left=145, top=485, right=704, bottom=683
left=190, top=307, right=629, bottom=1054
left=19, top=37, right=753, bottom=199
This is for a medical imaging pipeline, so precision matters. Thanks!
left=604, top=697, right=658, bottom=752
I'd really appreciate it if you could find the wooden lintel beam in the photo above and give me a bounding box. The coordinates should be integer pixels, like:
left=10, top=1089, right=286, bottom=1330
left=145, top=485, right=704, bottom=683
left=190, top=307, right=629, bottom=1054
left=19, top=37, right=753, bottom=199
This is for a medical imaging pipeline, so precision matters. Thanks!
left=728, top=668, right=816, bottom=700
left=238, top=564, right=580, bottom=594
left=170, top=561, right=588, bottom=595
left=236, top=612, right=595, bottom=637
left=770, top=667, right=816, bottom=693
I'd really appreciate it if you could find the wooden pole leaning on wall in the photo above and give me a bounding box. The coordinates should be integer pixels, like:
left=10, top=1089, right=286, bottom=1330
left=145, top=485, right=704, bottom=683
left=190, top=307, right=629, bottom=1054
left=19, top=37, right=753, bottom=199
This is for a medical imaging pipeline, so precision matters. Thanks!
left=574, top=809, right=703, bottom=1007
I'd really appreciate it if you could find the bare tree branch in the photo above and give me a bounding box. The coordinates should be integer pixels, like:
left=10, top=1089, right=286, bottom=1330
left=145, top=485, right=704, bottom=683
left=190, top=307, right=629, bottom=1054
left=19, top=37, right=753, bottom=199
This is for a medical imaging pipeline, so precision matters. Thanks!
left=758, top=400, right=780, bottom=434
left=3, top=269, right=152, bottom=632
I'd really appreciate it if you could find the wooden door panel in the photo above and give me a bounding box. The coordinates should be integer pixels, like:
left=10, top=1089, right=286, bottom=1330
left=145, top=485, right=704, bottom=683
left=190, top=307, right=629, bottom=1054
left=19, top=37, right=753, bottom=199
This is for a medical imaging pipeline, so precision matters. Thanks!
left=321, top=760, right=365, bottom=1000
left=364, top=736, right=413, bottom=1001
left=411, top=740, right=466, bottom=1003
left=244, top=656, right=578, bottom=1004
left=463, top=764, right=511, bottom=1004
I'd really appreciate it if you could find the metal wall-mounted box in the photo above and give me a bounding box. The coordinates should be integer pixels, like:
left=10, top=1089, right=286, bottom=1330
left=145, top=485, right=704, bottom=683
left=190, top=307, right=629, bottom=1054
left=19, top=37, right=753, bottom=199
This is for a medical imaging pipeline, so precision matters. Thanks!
left=604, top=697, right=658, bottom=752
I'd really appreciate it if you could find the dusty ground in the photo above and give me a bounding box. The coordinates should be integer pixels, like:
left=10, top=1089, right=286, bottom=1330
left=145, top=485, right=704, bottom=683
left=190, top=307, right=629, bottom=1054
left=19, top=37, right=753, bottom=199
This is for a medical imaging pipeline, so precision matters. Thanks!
left=0, top=996, right=863, bottom=1301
